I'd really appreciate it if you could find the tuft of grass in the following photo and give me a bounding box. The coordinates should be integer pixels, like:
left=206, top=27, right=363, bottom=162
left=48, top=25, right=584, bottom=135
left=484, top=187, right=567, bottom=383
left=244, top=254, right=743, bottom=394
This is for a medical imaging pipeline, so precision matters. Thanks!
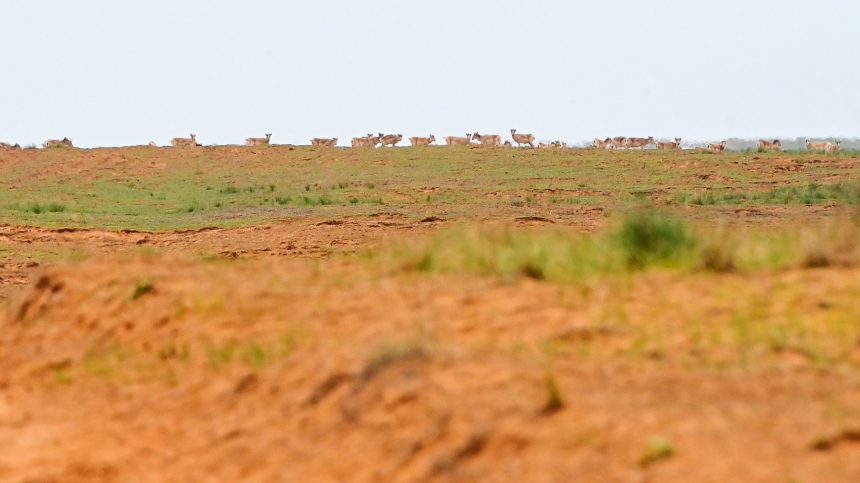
left=638, top=436, right=675, bottom=467
left=243, top=342, right=268, bottom=370
left=131, top=277, right=154, bottom=299
left=275, top=195, right=292, bottom=205
left=9, top=202, right=68, bottom=214
left=541, top=373, right=564, bottom=414
left=205, top=340, right=237, bottom=369
left=350, top=197, right=359, bottom=204
left=53, top=368, right=72, bottom=384
left=219, top=186, right=239, bottom=194
left=186, top=201, right=205, bottom=213
left=614, top=210, right=695, bottom=269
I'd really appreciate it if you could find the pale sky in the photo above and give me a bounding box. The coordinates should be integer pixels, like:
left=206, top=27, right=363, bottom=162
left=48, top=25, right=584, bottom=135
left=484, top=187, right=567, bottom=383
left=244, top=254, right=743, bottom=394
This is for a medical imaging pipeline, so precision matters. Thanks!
left=1, top=0, right=858, bottom=148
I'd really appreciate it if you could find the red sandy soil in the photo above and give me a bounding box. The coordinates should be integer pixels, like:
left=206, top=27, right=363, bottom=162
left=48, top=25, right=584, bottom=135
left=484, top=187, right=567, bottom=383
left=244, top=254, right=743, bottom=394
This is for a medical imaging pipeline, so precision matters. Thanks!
left=0, top=255, right=858, bottom=482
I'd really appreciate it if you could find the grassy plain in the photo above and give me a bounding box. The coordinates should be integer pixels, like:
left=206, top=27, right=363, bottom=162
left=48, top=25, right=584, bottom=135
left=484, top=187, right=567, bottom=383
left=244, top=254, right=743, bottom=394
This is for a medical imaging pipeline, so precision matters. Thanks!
left=1, top=145, right=859, bottom=482
left=0, top=144, right=857, bottom=230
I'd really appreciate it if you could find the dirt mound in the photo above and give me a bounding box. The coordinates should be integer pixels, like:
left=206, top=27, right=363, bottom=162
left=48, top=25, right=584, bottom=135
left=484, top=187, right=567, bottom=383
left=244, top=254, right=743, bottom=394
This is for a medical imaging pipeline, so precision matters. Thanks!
left=1, top=257, right=859, bottom=482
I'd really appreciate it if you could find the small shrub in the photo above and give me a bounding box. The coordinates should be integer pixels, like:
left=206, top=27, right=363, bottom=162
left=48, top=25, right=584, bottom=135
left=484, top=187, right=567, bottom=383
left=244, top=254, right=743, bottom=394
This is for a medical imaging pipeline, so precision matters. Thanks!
left=350, top=198, right=359, bottom=204
left=269, top=184, right=275, bottom=191
left=214, top=202, right=222, bottom=208
left=318, top=195, right=334, bottom=205
left=305, top=184, right=311, bottom=191
left=219, top=186, right=239, bottom=194
left=275, top=196, right=292, bottom=205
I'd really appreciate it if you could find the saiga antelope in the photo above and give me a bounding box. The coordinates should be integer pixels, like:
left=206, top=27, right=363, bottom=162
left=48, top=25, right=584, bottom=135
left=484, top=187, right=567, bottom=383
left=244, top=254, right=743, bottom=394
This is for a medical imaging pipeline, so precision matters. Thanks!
left=829, top=141, right=842, bottom=152
left=409, top=135, right=436, bottom=146
left=756, top=139, right=781, bottom=152
left=445, top=134, right=471, bottom=145
left=380, top=134, right=403, bottom=147
left=170, top=134, right=197, bottom=147
left=656, top=138, right=681, bottom=149
left=245, top=133, right=272, bottom=146
left=0, top=142, right=22, bottom=150
left=351, top=134, right=374, bottom=147
left=611, top=137, right=627, bottom=149
left=806, top=139, right=832, bottom=151
left=311, top=138, right=337, bottom=147
left=624, top=136, right=655, bottom=149
left=472, top=132, right=501, bottom=146
left=510, top=129, right=535, bottom=148
left=708, top=141, right=727, bottom=153
left=592, top=138, right=612, bottom=149
left=42, top=137, right=73, bottom=148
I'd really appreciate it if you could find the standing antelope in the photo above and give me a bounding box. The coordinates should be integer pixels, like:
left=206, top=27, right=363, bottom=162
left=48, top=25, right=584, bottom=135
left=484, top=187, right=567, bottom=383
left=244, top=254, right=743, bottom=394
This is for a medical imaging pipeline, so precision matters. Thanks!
left=445, top=134, right=471, bottom=146
left=656, top=138, right=682, bottom=149
left=379, top=134, right=403, bottom=147
left=708, top=141, right=727, bottom=153
left=245, top=133, right=272, bottom=146
left=170, top=134, right=197, bottom=147
left=611, top=137, right=627, bottom=149
left=0, top=142, right=22, bottom=150
left=311, top=138, right=337, bottom=147
left=829, top=141, right=842, bottom=152
left=472, top=132, right=502, bottom=146
left=624, top=137, right=655, bottom=149
left=510, top=129, right=535, bottom=148
left=409, top=135, right=436, bottom=146
left=756, top=139, right=781, bottom=152
left=351, top=134, right=373, bottom=147
left=592, top=138, right=612, bottom=149
left=42, top=137, right=73, bottom=148
left=806, top=139, right=832, bottom=151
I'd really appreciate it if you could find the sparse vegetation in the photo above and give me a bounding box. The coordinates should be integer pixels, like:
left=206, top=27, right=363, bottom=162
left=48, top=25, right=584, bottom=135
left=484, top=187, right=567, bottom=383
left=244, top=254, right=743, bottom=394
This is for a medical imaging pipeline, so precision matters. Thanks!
left=639, top=436, right=675, bottom=466
left=8, top=202, right=67, bottom=214
left=131, top=277, right=153, bottom=299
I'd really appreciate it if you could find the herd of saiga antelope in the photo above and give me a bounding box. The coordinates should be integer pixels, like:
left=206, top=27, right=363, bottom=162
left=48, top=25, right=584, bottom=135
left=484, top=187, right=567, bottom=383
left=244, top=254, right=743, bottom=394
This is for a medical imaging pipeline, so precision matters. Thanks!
left=0, top=132, right=844, bottom=152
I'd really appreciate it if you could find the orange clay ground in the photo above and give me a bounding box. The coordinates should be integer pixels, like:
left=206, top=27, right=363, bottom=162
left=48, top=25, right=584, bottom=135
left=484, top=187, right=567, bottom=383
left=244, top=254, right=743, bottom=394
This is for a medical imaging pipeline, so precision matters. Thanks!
left=0, top=146, right=859, bottom=482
